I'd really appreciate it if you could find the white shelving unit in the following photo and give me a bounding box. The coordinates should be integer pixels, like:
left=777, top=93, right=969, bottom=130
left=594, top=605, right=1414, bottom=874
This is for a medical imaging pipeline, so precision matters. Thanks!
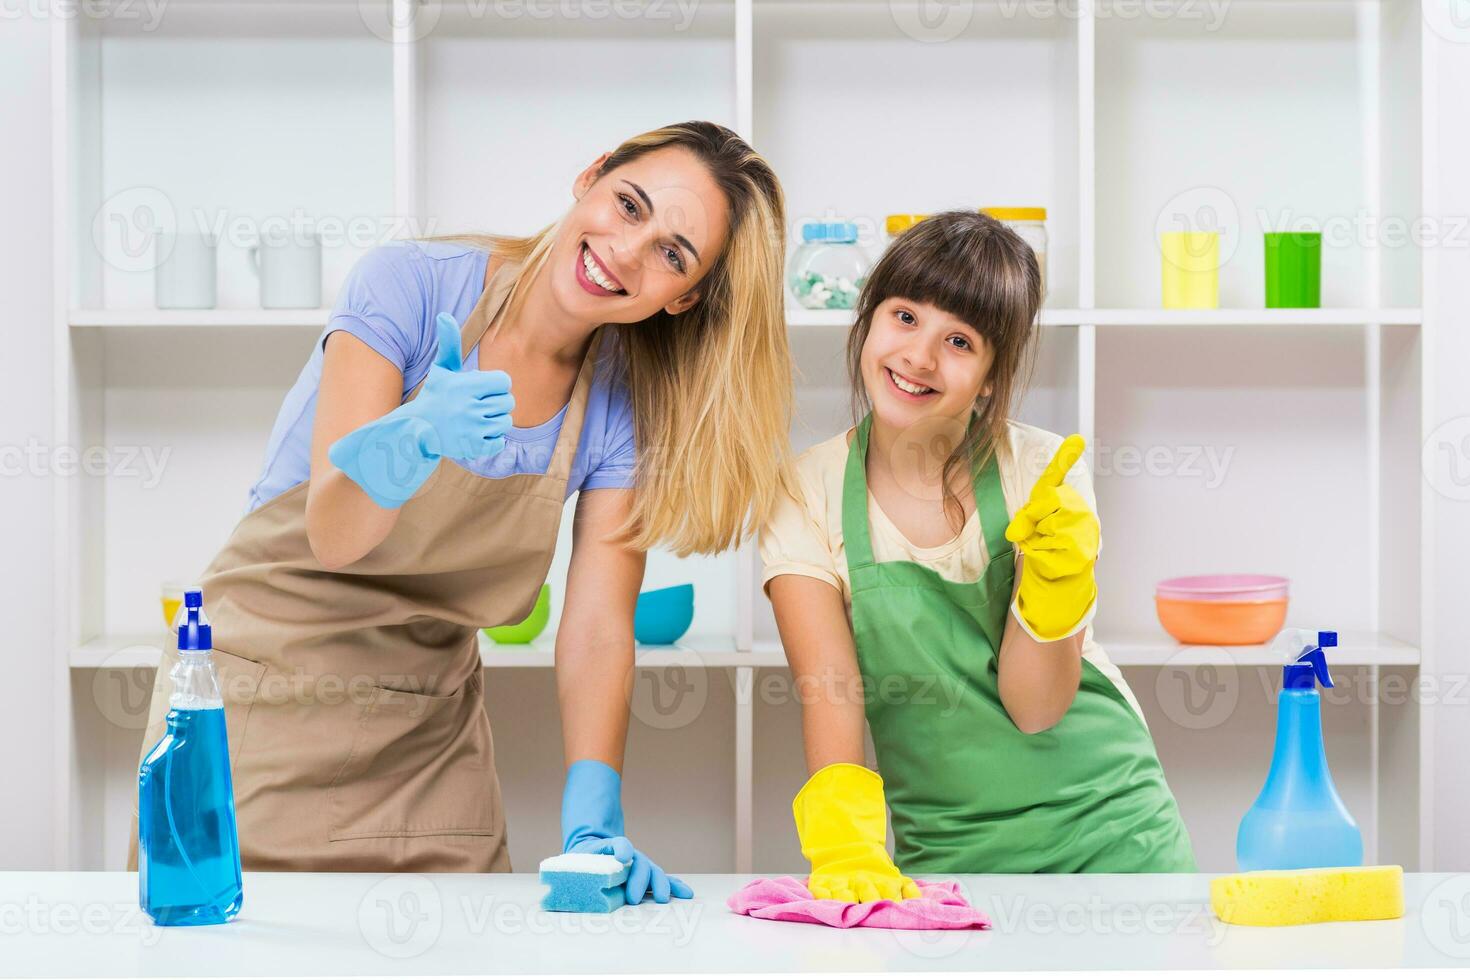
left=69, top=308, right=332, bottom=329
left=53, top=0, right=1444, bottom=876
left=72, top=629, right=1421, bottom=671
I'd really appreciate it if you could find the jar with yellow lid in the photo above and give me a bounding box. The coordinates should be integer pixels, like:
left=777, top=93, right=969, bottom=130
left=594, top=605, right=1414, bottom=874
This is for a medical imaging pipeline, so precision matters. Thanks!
left=884, top=214, right=928, bottom=249
left=981, top=207, right=1048, bottom=298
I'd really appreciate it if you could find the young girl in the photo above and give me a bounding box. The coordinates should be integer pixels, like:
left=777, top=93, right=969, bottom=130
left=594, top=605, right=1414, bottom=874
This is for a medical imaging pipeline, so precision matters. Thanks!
left=761, top=210, right=1194, bottom=899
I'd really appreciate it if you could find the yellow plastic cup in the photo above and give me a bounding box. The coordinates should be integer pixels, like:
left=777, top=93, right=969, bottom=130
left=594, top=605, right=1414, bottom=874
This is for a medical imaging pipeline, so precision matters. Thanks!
left=1160, top=231, right=1220, bottom=309
left=161, top=581, right=186, bottom=629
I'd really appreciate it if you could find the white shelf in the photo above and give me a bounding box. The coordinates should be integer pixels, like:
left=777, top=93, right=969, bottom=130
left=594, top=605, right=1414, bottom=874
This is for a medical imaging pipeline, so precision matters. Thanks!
left=69, top=308, right=329, bottom=329
left=752, top=632, right=1420, bottom=669
left=1084, top=308, right=1422, bottom=327
left=78, top=630, right=1421, bottom=671
left=786, top=308, right=1094, bottom=328
left=71, top=307, right=1421, bottom=331
left=70, top=633, right=789, bottom=670
left=1102, top=632, right=1421, bottom=668
left=785, top=307, right=1421, bottom=329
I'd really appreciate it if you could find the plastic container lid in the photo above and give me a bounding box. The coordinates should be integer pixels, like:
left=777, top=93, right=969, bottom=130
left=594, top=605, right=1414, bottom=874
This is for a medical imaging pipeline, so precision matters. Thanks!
left=1156, top=573, right=1290, bottom=602
left=177, top=587, right=212, bottom=652
left=982, top=207, right=1047, bottom=222
left=885, top=214, right=928, bottom=235
left=801, top=222, right=859, bottom=244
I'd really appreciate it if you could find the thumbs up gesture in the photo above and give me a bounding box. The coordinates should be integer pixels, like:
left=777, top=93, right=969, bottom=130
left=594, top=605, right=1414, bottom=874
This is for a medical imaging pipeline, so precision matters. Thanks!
left=1003, top=435, right=1100, bottom=642
left=329, top=312, right=515, bottom=509
left=416, top=312, right=516, bottom=461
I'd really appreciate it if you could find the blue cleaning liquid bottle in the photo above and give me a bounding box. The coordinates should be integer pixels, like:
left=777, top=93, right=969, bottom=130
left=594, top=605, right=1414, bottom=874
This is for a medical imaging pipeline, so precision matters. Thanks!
left=138, top=588, right=244, bottom=926
left=1236, top=629, right=1363, bottom=871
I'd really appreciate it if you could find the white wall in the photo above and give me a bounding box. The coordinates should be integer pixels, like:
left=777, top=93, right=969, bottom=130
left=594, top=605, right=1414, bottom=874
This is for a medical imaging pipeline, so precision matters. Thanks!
left=1423, top=9, right=1470, bottom=872
left=0, top=17, right=57, bottom=868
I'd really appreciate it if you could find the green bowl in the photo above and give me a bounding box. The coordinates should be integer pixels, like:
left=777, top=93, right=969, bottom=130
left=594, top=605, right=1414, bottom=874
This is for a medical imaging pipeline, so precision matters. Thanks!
left=483, top=584, right=551, bottom=644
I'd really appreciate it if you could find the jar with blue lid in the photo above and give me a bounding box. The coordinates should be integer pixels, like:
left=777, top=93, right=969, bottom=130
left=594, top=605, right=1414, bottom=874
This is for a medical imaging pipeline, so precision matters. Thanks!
left=788, top=222, right=870, bottom=310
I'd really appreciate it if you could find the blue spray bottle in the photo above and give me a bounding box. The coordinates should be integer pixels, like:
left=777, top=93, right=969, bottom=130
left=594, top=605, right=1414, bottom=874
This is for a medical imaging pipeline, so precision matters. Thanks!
left=1236, top=629, right=1363, bottom=871
left=138, top=588, right=244, bottom=925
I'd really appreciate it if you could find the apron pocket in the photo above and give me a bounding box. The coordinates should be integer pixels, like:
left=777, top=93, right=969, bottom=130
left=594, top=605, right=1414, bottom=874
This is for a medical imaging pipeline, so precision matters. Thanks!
left=213, top=648, right=267, bottom=767
left=328, top=672, right=500, bottom=840
left=136, top=646, right=265, bottom=770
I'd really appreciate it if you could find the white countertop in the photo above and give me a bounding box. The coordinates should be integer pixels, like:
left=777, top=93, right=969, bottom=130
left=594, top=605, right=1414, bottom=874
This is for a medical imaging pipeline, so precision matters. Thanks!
left=2, top=872, right=1465, bottom=975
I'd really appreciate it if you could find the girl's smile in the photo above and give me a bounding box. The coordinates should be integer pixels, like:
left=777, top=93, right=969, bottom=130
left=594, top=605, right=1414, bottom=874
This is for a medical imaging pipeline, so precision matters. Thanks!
left=883, top=365, right=939, bottom=400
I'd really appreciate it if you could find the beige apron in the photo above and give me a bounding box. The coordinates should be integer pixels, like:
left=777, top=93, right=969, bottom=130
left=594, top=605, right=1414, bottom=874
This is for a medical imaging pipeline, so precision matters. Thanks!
left=129, top=258, right=596, bottom=873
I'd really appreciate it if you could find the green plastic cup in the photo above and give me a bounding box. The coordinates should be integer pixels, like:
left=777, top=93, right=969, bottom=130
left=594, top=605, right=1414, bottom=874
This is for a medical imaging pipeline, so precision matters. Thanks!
left=483, top=584, right=552, bottom=644
left=1264, top=232, right=1321, bottom=308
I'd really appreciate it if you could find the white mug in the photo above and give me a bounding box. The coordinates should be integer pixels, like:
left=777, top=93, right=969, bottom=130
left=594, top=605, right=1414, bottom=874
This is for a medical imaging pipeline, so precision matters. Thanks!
left=155, top=231, right=217, bottom=310
left=250, top=231, right=322, bottom=309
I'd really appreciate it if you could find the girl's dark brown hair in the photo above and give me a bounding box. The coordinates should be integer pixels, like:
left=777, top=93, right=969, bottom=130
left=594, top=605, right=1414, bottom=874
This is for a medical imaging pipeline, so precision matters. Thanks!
left=846, top=209, right=1043, bottom=530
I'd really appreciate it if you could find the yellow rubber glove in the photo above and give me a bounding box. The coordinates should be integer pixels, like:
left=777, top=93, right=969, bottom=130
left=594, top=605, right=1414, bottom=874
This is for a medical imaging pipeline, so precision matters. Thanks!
left=793, top=763, right=920, bottom=903
left=1004, top=434, right=1100, bottom=642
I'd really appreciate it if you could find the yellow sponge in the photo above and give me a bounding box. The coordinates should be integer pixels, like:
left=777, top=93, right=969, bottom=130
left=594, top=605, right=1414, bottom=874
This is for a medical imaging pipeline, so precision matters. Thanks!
left=1211, top=865, right=1403, bottom=926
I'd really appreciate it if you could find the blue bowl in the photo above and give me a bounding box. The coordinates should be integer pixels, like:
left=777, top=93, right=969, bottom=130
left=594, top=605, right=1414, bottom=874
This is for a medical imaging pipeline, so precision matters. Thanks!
left=634, top=584, right=694, bottom=646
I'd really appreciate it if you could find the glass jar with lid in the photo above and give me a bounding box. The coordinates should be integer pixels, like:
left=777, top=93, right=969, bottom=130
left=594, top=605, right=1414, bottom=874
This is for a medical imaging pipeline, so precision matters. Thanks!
left=788, top=222, right=870, bottom=310
left=981, top=207, right=1048, bottom=298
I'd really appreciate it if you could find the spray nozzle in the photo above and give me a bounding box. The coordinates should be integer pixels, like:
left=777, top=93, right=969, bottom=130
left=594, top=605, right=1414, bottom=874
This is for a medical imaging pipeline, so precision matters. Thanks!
left=177, top=587, right=212, bottom=652
left=1282, top=630, right=1336, bottom=690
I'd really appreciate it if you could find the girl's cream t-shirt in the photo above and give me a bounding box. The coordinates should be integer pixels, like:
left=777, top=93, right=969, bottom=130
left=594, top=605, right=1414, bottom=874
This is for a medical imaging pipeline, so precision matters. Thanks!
left=759, top=419, right=1146, bottom=725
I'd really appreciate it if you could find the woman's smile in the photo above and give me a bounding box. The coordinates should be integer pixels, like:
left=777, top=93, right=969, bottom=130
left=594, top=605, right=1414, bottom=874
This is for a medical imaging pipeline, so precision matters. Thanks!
left=576, top=241, right=627, bottom=296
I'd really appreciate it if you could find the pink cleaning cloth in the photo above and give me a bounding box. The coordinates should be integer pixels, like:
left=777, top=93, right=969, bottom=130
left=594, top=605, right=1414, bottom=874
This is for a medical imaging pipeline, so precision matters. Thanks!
left=727, top=876, right=991, bottom=930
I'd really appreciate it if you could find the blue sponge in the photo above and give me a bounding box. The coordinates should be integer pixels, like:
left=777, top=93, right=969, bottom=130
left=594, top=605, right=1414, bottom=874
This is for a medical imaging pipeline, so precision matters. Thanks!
left=539, top=853, right=630, bottom=913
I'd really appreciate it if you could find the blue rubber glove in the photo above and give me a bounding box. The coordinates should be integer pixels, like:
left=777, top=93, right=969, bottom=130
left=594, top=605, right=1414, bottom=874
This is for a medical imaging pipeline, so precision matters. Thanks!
left=561, top=760, right=694, bottom=905
left=328, top=312, right=514, bottom=508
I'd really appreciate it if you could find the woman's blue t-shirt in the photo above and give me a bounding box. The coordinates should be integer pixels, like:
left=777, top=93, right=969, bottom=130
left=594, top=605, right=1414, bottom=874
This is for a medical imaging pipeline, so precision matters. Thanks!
left=246, top=240, right=636, bottom=511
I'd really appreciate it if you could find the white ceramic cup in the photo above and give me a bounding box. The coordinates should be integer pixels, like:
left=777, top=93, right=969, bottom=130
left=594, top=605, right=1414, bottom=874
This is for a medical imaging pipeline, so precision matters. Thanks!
left=250, top=231, right=322, bottom=309
left=154, top=231, right=218, bottom=309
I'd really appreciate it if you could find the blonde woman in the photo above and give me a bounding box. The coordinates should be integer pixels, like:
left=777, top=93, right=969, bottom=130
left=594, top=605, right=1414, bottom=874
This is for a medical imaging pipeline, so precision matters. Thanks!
left=129, top=122, right=791, bottom=904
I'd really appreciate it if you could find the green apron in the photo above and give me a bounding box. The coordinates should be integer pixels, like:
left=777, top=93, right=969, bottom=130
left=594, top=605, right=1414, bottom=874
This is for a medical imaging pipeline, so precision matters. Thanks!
left=842, top=416, right=1197, bottom=874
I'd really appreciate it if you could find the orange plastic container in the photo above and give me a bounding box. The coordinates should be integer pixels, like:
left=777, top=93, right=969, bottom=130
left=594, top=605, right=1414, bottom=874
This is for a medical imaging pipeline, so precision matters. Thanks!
left=1155, top=596, right=1289, bottom=645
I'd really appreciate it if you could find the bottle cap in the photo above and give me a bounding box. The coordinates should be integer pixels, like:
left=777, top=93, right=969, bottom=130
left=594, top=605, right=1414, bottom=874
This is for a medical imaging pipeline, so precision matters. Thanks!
left=982, top=207, right=1047, bottom=222
left=177, top=587, right=212, bottom=652
left=801, top=222, right=858, bottom=244
left=885, top=214, right=928, bottom=235
left=1282, top=630, right=1336, bottom=690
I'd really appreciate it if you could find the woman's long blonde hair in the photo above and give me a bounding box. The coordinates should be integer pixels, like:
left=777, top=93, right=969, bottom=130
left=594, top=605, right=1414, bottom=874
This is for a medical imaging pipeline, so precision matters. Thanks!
left=434, top=121, right=792, bottom=556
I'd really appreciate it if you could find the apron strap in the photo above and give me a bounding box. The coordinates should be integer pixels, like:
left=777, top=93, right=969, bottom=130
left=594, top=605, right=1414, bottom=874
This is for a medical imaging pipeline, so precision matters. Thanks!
left=842, top=413, right=1013, bottom=572
left=972, top=441, right=1013, bottom=566
left=403, top=252, right=599, bottom=486
left=840, top=415, right=878, bottom=572
left=545, top=331, right=601, bottom=484
left=406, top=254, right=518, bottom=402
left=458, top=255, right=519, bottom=357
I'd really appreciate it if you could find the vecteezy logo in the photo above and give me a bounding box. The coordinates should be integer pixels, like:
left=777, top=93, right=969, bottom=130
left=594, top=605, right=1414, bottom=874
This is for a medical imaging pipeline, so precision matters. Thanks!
left=889, top=0, right=975, bottom=43
left=892, top=912, right=974, bottom=958
left=1424, top=0, right=1470, bottom=46
left=92, top=644, right=165, bottom=731
left=1155, top=185, right=1241, bottom=268
left=1154, top=647, right=1239, bottom=731
left=92, top=186, right=176, bottom=274
left=1422, top=875, right=1470, bottom=959
left=1423, top=416, right=1470, bottom=502
left=357, top=874, right=443, bottom=959
left=629, top=663, right=708, bottom=731
left=358, top=0, right=442, bottom=43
